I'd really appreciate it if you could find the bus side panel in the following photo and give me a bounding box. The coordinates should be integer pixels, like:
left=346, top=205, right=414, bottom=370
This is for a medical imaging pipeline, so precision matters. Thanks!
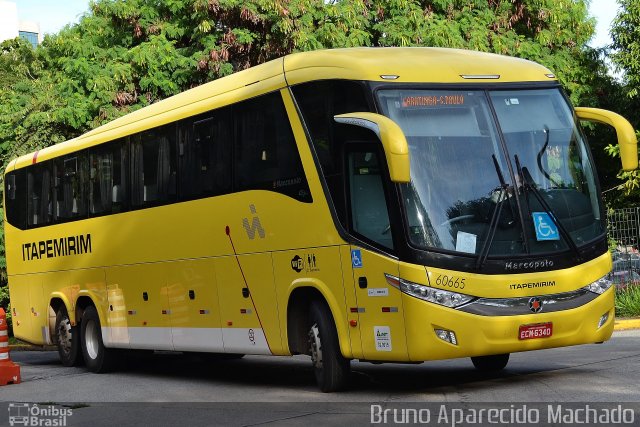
left=107, top=283, right=129, bottom=348
left=351, top=248, right=408, bottom=361
left=105, top=264, right=173, bottom=350
left=215, top=256, right=272, bottom=355
left=237, top=253, right=284, bottom=354
left=8, top=275, right=35, bottom=344
left=272, top=246, right=352, bottom=358
left=166, top=258, right=224, bottom=352
left=339, top=245, right=363, bottom=359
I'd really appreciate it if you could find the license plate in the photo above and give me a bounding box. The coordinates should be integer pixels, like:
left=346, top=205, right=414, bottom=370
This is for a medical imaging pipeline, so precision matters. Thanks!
left=518, top=322, right=552, bottom=340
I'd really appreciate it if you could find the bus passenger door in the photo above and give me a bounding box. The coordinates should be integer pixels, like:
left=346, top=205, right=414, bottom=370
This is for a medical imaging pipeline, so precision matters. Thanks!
left=346, top=145, right=408, bottom=361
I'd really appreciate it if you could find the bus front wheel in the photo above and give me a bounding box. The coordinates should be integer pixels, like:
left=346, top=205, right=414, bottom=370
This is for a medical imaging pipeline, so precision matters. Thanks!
left=55, top=308, right=80, bottom=366
left=308, top=301, right=350, bottom=392
left=80, top=305, right=116, bottom=372
left=471, top=353, right=510, bottom=372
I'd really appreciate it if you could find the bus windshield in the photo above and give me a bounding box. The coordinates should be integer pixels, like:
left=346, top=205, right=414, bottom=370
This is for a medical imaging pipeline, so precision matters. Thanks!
left=377, top=88, right=604, bottom=257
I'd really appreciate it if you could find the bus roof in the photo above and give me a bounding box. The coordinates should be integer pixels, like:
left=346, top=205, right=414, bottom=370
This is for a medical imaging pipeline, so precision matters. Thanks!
left=283, top=47, right=555, bottom=85
left=9, top=47, right=556, bottom=171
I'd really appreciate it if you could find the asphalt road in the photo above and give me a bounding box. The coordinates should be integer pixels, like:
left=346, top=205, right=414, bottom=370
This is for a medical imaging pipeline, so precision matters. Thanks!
left=1, top=330, right=640, bottom=426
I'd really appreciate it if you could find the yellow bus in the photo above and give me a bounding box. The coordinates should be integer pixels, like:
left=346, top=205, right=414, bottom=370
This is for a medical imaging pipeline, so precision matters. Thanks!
left=5, top=48, right=637, bottom=392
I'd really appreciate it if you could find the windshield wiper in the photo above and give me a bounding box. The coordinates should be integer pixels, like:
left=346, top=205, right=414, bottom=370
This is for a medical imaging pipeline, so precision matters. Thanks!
left=475, top=155, right=511, bottom=270
left=519, top=165, right=581, bottom=261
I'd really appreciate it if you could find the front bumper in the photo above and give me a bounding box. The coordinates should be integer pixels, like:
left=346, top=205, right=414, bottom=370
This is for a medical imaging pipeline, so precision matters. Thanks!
left=401, top=286, right=614, bottom=361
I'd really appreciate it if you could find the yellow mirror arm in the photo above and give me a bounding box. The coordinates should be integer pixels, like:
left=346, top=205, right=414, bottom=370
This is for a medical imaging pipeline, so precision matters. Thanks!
left=575, top=107, right=638, bottom=171
left=334, top=112, right=411, bottom=183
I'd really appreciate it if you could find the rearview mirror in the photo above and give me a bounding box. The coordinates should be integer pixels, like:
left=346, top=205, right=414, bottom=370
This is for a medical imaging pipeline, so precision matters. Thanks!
left=575, top=107, right=638, bottom=171
left=334, top=112, right=410, bottom=183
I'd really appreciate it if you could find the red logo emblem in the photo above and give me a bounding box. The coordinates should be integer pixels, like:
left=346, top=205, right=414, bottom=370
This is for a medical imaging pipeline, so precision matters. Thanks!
left=528, top=297, right=543, bottom=313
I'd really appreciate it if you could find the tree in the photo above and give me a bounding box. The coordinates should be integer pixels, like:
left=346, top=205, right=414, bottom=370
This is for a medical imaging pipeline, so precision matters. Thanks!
left=604, top=0, right=640, bottom=203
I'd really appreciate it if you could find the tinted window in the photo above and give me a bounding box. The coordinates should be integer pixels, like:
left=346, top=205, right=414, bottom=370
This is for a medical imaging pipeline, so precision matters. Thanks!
left=235, top=93, right=311, bottom=202
left=131, top=125, right=177, bottom=208
left=292, top=80, right=371, bottom=220
left=27, top=162, right=53, bottom=227
left=178, top=111, right=232, bottom=200
left=53, top=154, right=88, bottom=221
left=89, top=140, right=128, bottom=216
left=5, top=169, right=26, bottom=229
left=347, top=148, right=393, bottom=249
left=14, top=90, right=310, bottom=229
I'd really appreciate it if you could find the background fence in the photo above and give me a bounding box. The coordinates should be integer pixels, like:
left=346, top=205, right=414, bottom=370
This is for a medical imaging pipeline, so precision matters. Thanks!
left=608, top=207, right=640, bottom=287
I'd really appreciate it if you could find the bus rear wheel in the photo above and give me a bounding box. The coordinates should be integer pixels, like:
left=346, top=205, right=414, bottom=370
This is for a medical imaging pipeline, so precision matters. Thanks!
left=471, top=353, right=510, bottom=372
left=308, top=301, right=350, bottom=392
left=55, top=308, right=80, bottom=366
left=80, top=306, right=116, bottom=373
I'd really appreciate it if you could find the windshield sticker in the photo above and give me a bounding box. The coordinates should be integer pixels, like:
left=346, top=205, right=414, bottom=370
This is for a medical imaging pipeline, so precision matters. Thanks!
left=401, top=95, right=465, bottom=107
left=455, top=231, right=477, bottom=254
left=533, top=212, right=560, bottom=241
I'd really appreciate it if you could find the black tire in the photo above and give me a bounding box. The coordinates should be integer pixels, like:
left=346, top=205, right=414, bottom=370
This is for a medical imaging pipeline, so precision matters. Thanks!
left=80, top=306, right=116, bottom=372
left=471, top=353, right=510, bottom=372
left=308, top=300, right=350, bottom=392
left=55, top=308, right=81, bottom=367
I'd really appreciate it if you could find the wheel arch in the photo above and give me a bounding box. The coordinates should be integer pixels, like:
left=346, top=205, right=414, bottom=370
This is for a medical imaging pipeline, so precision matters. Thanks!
left=49, top=293, right=73, bottom=322
left=286, top=279, right=352, bottom=358
left=75, top=295, right=100, bottom=326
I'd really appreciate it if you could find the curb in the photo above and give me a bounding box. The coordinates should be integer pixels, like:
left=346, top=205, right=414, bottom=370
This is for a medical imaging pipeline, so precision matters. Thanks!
left=614, top=318, right=640, bottom=331
left=8, top=344, right=56, bottom=351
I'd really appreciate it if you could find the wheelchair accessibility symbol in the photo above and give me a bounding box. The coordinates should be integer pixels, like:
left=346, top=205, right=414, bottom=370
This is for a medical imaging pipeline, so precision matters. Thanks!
left=532, top=212, right=559, bottom=241
left=351, top=249, right=363, bottom=268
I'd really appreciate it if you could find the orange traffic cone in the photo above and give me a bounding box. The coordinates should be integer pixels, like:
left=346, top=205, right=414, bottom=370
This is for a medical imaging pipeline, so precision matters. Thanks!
left=0, top=307, right=21, bottom=385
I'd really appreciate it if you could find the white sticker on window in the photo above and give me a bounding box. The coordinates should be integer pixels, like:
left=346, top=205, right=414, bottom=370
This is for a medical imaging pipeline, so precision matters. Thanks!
left=374, top=326, right=392, bottom=352
left=456, top=231, right=477, bottom=254
left=510, top=98, right=520, bottom=105
left=368, top=288, right=389, bottom=297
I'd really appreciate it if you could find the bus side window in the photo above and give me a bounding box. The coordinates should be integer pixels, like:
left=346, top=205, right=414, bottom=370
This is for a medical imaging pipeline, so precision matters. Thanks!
left=234, top=92, right=311, bottom=202
left=131, top=126, right=177, bottom=208
left=27, top=162, right=53, bottom=227
left=178, top=111, right=231, bottom=201
left=5, top=169, right=26, bottom=229
left=89, top=140, right=128, bottom=216
left=292, top=80, right=371, bottom=218
left=53, top=154, right=88, bottom=221
left=347, top=148, right=394, bottom=250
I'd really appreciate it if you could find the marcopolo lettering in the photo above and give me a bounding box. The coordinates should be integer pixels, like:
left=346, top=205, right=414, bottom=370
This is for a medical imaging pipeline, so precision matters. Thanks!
left=505, top=259, right=554, bottom=271
left=22, top=234, right=92, bottom=261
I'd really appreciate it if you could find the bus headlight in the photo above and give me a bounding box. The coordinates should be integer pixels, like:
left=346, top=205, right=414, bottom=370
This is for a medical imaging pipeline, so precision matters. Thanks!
left=385, top=274, right=475, bottom=308
left=583, top=274, right=613, bottom=295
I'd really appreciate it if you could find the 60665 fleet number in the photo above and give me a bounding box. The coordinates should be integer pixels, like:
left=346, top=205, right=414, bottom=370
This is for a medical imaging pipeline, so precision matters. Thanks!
left=434, top=274, right=466, bottom=289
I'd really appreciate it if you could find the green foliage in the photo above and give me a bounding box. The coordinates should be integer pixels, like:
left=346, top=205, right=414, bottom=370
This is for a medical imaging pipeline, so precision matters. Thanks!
left=601, top=0, right=640, bottom=205
left=615, top=285, right=640, bottom=318
left=611, top=0, right=640, bottom=99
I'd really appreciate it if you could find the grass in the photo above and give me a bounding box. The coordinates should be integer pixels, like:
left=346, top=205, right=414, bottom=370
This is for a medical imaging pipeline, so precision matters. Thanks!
left=615, top=285, right=640, bottom=317
left=8, top=336, right=22, bottom=345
